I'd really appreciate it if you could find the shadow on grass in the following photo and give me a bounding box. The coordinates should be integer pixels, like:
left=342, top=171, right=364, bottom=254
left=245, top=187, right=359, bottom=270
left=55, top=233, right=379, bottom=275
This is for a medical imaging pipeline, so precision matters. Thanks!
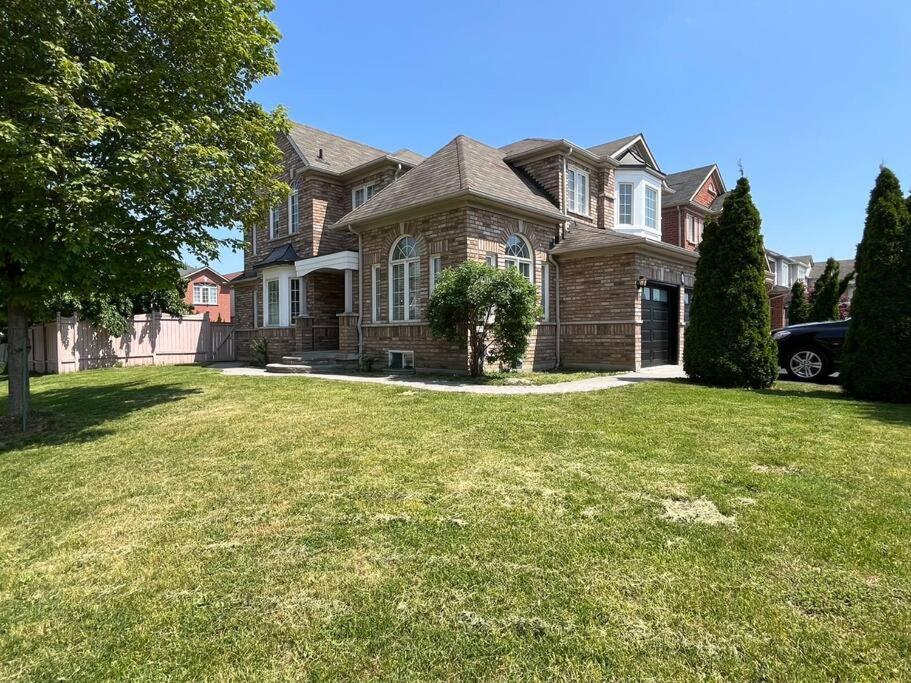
left=0, top=379, right=201, bottom=451
left=757, top=384, right=911, bottom=428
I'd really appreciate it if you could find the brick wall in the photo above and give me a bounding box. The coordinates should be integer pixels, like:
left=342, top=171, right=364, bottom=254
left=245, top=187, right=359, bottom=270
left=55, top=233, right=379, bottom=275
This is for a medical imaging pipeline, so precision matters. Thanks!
left=357, top=205, right=561, bottom=372
left=556, top=251, right=695, bottom=370
left=693, top=170, right=721, bottom=208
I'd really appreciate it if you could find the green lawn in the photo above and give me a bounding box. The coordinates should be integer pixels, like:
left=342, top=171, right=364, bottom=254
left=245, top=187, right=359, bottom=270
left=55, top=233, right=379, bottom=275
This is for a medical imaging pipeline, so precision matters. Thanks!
left=1, top=366, right=910, bottom=681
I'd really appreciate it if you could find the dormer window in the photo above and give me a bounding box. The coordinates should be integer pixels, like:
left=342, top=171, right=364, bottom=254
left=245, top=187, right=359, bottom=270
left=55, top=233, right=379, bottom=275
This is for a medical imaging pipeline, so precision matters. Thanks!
left=352, top=182, right=377, bottom=209
left=566, top=167, right=589, bottom=216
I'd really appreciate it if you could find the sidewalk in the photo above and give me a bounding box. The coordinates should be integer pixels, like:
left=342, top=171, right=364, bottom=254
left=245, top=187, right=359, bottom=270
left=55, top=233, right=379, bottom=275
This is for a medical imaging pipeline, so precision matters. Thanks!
left=211, top=362, right=687, bottom=395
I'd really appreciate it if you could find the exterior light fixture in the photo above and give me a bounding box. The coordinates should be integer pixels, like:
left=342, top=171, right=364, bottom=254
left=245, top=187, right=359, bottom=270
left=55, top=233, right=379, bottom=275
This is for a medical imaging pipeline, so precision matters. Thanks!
left=636, top=275, right=647, bottom=289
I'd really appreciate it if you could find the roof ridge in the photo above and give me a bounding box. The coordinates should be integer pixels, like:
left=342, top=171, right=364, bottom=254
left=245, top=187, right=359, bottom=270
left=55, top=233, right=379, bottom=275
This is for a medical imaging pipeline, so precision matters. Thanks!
left=454, top=135, right=468, bottom=190
left=289, top=120, right=390, bottom=156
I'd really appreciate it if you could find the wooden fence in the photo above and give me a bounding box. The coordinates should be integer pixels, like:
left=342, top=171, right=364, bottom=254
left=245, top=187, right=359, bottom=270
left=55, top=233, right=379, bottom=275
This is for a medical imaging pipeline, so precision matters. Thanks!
left=27, top=313, right=235, bottom=374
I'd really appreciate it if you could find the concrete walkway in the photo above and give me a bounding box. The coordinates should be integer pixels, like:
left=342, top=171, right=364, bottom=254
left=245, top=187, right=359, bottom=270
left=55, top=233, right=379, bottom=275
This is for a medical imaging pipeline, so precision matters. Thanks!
left=211, top=362, right=686, bottom=395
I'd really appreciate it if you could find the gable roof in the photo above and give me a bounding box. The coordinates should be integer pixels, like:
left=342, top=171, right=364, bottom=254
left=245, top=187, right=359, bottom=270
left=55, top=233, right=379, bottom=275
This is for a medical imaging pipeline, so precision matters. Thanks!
left=587, top=133, right=641, bottom=159
left=499, top=138, right=558, bottom=156
left=810, top=259, right=855, bottom=279
left=179, top=266, right=228, bottom=282
left=336, top=135, right=564, bottom=227
left=662, top=165, right=718, bottom=208
left=286, top=122, right=419, bottom=176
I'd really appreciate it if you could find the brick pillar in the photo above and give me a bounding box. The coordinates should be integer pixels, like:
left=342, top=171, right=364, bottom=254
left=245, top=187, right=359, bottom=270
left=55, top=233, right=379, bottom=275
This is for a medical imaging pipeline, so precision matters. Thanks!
left=295, top=316, right=314, bottom=352
left=337, top=313, right=359, bottom=355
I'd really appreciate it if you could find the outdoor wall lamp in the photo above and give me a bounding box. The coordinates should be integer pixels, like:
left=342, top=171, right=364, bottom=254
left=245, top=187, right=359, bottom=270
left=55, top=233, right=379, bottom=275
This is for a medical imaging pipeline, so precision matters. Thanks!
left=636, top=275, right=647, bottom=289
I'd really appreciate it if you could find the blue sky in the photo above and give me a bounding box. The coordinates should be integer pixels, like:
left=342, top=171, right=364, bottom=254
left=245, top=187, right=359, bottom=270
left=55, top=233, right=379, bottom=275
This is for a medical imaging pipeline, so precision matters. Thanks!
left=198, top=0, right=911, bottom=274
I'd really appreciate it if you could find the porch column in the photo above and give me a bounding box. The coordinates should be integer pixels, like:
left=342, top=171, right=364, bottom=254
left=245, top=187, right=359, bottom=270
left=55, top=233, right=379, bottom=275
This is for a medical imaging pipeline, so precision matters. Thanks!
left=344, top=269, right=354, bottom=314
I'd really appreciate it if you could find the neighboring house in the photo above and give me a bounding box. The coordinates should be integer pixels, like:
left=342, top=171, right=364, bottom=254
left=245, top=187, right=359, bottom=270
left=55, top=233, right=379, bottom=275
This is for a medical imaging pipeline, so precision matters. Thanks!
left=180, top=267, right=238, bottom=322
left=661, top=164, right=727, bottom=251
left=232, top=122, right=707, bottom=373
left=808, top=258, right=856, bottom=308
left=762, top=251, right=813, bottom=328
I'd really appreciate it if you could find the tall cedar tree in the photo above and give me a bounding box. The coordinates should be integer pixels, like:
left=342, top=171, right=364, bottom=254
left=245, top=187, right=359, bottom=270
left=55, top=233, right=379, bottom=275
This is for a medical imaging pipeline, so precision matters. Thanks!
left=841, top=168, right=911, bottom=402
left=808, top=257, right=853, bottom=321
left=1, top=1, right=288, bottom=423
left=787, top=280, right=810, bottom=324
left=683, top=177, right=778, bottom=388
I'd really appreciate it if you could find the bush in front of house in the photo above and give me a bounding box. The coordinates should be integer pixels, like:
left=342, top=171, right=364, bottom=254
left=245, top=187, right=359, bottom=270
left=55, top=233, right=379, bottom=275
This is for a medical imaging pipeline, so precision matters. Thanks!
left=251, top=337, right=269, bottom=367
left=840, top=167, right=911, bottom=402
left=787, top=280, right=811, bottom=325
left=427, top=260, right=540, bottom=377
left=683, top=177, right=778, bottom=389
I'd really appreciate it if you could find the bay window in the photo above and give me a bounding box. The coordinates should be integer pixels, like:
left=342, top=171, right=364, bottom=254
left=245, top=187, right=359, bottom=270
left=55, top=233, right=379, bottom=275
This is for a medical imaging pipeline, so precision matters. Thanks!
left=266, top=279, right=280, bottom=326
left=645, top=186, right=657, bottom=229
left=618, top=183, right=633, bottom=224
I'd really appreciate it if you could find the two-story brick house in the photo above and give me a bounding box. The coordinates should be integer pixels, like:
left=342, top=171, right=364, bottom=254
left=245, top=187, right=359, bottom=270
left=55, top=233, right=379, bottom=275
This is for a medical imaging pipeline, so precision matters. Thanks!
left=233, top=122, right=703, bottom=373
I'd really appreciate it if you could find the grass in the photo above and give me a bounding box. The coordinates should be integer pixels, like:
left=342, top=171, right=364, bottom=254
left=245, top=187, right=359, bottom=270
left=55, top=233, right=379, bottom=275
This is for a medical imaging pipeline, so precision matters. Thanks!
left=1, top=365, right=910, bottom=681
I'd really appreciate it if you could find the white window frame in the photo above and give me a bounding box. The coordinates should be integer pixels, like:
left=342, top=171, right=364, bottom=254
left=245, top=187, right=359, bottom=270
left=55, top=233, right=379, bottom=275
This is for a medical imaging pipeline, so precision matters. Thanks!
left=269, top=206, right=279, bottom=239
left=503, top=234, right=533, bottom=283
left=252, top=289, right=259, bottom=328
left=618, top=182, right=633, bottom=224
left=372, top=264, right=381, bottom=321
left=566, top=166, right=590, bottom=216
left=265, top=279, right=280, bottom=326
left=288, top=188, right=299, bottom=234
left=429, top=255, right=442, bottom=293
left=352, top=182, right=377, bottom=209
left=387, top=349, right=414, bottom=370
left=192, top=283, right=218, bottom=306
left=289, top=277, right=303, bottom=318
left=542, top=262, right=550, bottom=321
left=389, top=236, right=420, bottom=322
left=645, top=186, right=658, bottom=229
left=686, top=214, right=695, bottom=242
left=485, top=253, right=497, bottom=268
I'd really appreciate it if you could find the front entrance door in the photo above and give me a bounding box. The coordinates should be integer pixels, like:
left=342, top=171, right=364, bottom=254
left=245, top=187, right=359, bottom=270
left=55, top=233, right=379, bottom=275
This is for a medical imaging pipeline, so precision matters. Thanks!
left=641, top=285, right=671, bottom=366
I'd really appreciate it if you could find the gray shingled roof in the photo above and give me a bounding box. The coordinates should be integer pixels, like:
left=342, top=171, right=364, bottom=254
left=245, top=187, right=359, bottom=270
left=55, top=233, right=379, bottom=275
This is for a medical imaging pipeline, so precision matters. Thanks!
left=709, top=191, right=728, bottom=213
left=288, top=122, right=418, bottom=175
left=499, top=138, right=558, bottom=156
left=336, top=135, right=563, bottom=226
left=810, top=259, right=855, bottom=279
left=587, top=134, right=641, bottom=159
left=550, top=227, right=640, bottom=254
left=663, top=165, right=717, bottom=208
left=391, top=148, right=425, bottom=165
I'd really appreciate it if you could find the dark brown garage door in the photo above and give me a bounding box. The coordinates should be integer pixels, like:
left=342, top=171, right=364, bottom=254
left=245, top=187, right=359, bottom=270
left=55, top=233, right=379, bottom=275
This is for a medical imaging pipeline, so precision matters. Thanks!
left=642, top=285, right=671, bottom=366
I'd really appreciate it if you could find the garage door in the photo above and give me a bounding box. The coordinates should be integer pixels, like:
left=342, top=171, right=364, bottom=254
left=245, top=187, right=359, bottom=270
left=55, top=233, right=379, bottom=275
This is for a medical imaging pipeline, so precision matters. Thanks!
left=642, top=285, right=671, bottom=366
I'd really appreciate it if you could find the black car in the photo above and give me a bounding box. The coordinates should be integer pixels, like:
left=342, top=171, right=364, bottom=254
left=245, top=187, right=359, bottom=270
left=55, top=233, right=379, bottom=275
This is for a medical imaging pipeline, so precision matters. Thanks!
left=772, top=319, right=849, bottom=381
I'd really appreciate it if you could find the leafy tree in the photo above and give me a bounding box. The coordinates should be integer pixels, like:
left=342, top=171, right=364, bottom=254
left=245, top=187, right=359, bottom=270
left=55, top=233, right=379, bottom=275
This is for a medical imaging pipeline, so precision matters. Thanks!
left=1, top=0, right=288, bottom=425
left=841, top=167, right=911, bottom=402
left=809, top=257, right=854, bottom=321
left=683, top=177, right=778, bottom=388
left=427, top=261, right=540, bottom=377
left=787, top=280, right=811, bottom=324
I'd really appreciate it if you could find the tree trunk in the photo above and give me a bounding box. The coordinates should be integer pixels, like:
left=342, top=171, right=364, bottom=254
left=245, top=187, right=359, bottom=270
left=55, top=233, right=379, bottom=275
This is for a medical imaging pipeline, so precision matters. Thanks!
left=7, top=303, right=30, bottom=428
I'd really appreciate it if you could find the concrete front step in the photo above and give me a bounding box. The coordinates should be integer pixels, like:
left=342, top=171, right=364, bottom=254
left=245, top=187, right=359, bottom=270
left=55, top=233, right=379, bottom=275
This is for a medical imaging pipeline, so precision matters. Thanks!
left=283, top=351, right=359, bottom=363
left=266, top=361, right=357, bottom=374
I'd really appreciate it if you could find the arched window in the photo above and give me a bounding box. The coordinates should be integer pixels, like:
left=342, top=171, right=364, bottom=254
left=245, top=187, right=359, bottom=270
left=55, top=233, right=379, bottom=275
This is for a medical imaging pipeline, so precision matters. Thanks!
left=389, top=236, right=419, bottom=321
left=503, top=234, right=532, bottom=282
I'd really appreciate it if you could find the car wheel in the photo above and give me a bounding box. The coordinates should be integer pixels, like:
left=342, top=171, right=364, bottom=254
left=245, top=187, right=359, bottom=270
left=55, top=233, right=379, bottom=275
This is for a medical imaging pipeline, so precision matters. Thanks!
left=785, top=348, right=830, bottom=381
